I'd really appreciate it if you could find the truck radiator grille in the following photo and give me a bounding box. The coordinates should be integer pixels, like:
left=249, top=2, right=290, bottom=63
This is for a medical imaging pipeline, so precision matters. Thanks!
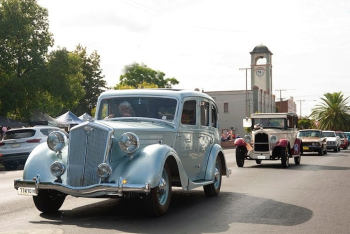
left=67, top=124, right=113, bottom=187
left=254, top=133, right=269, bottom=151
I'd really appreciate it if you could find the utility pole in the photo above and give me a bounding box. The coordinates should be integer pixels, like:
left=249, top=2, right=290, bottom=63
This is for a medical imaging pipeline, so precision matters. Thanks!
left=275, top=89, right=295, bottom=112
left=297, top=100, right=316, bottom=118
left=239, top=68, right=251, bottom=117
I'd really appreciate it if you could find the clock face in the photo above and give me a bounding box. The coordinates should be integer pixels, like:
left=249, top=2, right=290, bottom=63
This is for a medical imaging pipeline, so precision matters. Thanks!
left=256, top=69, right=265, bottom=77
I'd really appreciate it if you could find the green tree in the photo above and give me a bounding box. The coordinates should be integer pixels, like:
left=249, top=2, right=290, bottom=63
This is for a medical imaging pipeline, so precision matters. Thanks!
left=0, top=0, right=53, bottom=119
left=44, top=48, right=85, bottom=117
left=115, top=63, right=179, bottom=89
left=72, top=45, right=106, bottom=115
left=309, top=92, right=350, bottom=131
left=298, top=118, right=313, bottom=129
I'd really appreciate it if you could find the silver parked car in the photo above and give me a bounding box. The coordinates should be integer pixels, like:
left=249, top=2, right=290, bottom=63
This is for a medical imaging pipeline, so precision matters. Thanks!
left=14, top=89, right=230, bottom=216
left=0, top=126, right=64, bottom=170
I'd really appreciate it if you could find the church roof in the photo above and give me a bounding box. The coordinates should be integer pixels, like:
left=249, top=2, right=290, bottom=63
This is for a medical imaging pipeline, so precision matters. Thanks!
left=250, top=44, right=273, bottom=55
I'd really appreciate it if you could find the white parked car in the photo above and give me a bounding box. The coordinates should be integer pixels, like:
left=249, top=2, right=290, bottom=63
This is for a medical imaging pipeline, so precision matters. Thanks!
left=322, top=130, right=341, bottom=152
left=0, top=126, right=65, bottom=170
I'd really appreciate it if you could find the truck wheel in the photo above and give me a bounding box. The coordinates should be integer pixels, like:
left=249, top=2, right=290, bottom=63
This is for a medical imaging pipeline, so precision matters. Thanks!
left=33, top=189, right=66, bottom=213
left=144, top=164, right=172, bottom=217
left=255, top=159, right=262, bottom=164
left=236, top=146, right=246, bottom=167
left=204, top=156, right=222, bottom=197
left=281, top=147, right=289, bottom=168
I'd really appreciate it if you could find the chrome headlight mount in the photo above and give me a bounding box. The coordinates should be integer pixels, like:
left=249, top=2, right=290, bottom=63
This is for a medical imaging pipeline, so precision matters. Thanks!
left=47, top=131, right=68, bottom=154
left=119, top=132, right=140, bottom=155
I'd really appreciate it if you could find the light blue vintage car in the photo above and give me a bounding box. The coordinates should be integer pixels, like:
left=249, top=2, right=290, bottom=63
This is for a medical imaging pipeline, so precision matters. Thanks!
left=14, top=89, right=230, bottom=216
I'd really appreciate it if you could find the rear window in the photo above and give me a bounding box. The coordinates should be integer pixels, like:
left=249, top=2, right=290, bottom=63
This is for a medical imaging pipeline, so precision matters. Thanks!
left=3, top=129, right=36, bottom=140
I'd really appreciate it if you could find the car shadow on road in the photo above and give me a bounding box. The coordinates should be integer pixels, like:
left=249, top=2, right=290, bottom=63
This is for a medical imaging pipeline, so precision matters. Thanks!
left=33, top=190, right=313, bottom=233
left=244, top=162, right=350, bottom=171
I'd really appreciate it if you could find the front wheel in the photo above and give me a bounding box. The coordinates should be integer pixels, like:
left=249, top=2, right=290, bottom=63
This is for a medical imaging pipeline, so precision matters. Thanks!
left=281, top=147, right=289, bottom=168
left=294, top=156, right=301, bottom=165
left=204, top=156, right=222, bottom=197
left=33, top=189, right=66, bottom=213
left=144, top=164, right=172, bottom=217
left=236, top=146, right=246, bottom=167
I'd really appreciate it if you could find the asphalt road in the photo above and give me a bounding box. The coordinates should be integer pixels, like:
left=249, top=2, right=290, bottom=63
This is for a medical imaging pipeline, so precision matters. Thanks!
left=1, top=148, right=350, bottom=234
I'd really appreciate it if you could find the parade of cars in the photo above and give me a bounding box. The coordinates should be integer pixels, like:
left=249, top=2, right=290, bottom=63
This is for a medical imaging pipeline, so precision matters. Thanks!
left=13, top=89, right=231, bottom=216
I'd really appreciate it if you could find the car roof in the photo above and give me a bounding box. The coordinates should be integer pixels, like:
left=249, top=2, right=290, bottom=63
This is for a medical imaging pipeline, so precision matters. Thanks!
left=299, top=129, right=321, bottom=131
left=6, top=126, right=60, bottom=131
left=98, top=89, right=215, bottom=103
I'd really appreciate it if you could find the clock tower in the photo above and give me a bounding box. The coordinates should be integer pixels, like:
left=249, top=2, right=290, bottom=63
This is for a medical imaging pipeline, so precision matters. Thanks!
left=250, top=44, right=273, bottom=94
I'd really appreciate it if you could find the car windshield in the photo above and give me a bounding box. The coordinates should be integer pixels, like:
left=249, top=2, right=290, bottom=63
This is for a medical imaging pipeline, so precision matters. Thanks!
left=252, top=118, right=285, bottom=128
left=336, top=133, right=345, bottom=138
left=323, top=131, right=336, bottom=137
left=3, top=129, right=35, bottom=140
left=97, top=96, right=178, bottom=121
left=298, top=131, right=320, bottom=137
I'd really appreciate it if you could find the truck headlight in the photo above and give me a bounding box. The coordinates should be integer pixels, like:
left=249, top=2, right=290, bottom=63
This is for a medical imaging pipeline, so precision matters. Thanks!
left=47, top=131, right=68, bottom=152
left=119, top=132, right=139, bottom=154
left=270, top=135, right=278, bottom=144
left=244, top=135, right=252, bottom=143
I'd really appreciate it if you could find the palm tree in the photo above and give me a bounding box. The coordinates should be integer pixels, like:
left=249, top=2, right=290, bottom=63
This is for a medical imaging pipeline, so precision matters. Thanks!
left=309, top=92, right=350, bottom=131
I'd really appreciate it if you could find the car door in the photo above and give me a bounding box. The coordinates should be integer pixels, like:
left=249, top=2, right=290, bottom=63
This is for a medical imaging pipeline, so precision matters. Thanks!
left=175, top=98, right=200, bottom=180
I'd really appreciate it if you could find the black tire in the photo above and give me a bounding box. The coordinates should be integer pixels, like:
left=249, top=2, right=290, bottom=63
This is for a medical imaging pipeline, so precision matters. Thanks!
left=255, top=159, right=262, bottom=164
left=144, top=164, right=172, bottom=217
left=281, top=147, right=289, bottom=168
left=3, top=162, right=18, bottom=171
left=204, top=156, right=222, bottom=197
left=294, top=156, right=301, bottom=165
left=33, top=189, right=66, bottom=213
left=236, top=146, right=246, bottom=167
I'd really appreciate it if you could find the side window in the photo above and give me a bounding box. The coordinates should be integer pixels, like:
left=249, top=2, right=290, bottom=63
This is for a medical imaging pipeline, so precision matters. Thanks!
left=211, top=105, right=218, bottom=128
left=40, top=129, right=49, bottom=136
left=181, top=100, right=196, bottom=125
left=201, top=101, right=209, bottom=126
left=224, top=103, right=228, bottom=113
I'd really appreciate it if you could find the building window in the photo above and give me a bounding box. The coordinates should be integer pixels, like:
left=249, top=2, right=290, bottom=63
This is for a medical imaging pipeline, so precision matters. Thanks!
left=224, top=103, right=228, bottom=113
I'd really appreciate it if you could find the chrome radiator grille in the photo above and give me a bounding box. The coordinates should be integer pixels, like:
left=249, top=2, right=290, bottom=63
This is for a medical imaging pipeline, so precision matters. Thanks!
left=67, top=124, right=113, bottom=187
left=254, top=132, right=269, bottom=151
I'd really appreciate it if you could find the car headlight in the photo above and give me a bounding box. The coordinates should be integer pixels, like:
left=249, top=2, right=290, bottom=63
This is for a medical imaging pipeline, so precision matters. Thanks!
left=270, top=135, right=278, bottom=144
left=244, top=135, right=252, bottom=144
left=97, top=163, right=112, bottom=179
left=47, top=131, right=68, bottom=152
left=119, top=132, right=139, bottom=154
left=50, top=161, right=66, bottom=177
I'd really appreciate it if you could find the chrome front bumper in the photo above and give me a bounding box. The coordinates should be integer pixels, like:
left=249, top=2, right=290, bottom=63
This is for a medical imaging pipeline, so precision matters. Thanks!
left=14, top=175, right=150, bottom=197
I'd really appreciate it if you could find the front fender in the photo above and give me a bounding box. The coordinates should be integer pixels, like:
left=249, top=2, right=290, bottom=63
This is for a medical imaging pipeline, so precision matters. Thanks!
left=276, top=139, right=289, bottom=148
left=234, top=138, right=247, bottom=147
left=109, top=144, right=180, bottom=188
left=22, top=143, right=67, bottom=182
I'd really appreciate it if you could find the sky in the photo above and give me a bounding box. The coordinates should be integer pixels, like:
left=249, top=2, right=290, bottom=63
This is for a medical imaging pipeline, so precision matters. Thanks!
left=38, top=0, right=350, bottom=117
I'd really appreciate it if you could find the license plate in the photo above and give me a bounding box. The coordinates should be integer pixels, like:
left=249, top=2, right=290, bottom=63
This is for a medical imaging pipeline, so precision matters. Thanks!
left=11, top=143, right=21, bottom=148
left=18, top=187, right=37, bottom=196
left=303, top=146, right=309, bottom=150
left=258, top=156, right=266, bottom=159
